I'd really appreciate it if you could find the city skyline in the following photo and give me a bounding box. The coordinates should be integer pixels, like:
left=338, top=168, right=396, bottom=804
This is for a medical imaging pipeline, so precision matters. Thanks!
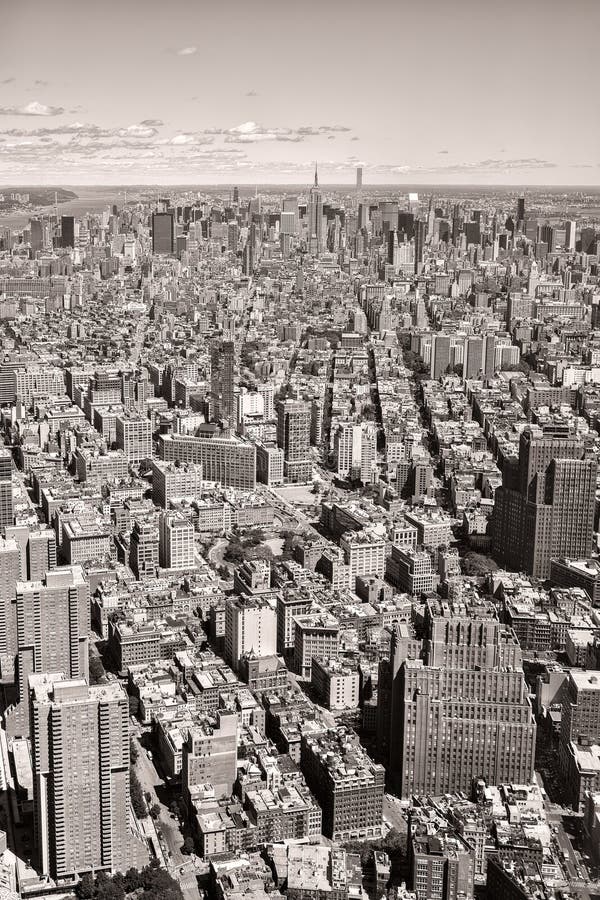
left=1, top=0, right=599, bottom=186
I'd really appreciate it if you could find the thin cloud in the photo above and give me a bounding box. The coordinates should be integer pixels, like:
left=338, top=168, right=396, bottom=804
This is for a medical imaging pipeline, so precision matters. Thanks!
left=177, top=46, right=197, bottom=56
left=438, top=149, right=448, bottom=154
left=203, top=121, right=352, bottom=143
left=2, top=121, right=161, bottom=138
left=34, top=79, right=49, bottom=86
left=369, top=158, right=558, bottom=176
left=245, top=90, right=259, bottom=97
left=0, top=77, right=15, bottom=84
left=0, top=101, right=65, bottom=117
left=140, top=118, right=164, bottom=127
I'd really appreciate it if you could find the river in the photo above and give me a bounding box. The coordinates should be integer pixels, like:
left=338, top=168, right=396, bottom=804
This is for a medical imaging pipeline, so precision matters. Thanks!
left=0, top=187, right=133, bottom=230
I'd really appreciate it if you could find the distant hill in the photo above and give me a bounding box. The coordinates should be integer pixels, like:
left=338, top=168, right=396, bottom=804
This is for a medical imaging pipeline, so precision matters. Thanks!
left=0, top=187, right=78, bottom=211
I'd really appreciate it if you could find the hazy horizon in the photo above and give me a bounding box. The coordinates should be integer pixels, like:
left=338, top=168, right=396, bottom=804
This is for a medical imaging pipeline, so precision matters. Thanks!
left=2, top=182, right=600, bottom=191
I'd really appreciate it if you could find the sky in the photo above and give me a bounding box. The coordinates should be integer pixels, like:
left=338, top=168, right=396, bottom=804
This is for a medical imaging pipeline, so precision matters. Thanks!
left=0, top=0, right=599, bottom=186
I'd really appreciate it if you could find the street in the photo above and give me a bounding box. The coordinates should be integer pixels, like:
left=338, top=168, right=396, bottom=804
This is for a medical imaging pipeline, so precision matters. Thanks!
left=132, top=735, right=201, bottom=900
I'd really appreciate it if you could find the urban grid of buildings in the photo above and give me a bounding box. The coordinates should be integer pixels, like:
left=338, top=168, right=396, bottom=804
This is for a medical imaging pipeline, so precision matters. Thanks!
left=0, top=173, right=598, bottom=900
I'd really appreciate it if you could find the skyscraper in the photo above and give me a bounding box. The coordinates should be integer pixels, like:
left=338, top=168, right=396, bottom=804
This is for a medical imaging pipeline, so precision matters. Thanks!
left=388, top=603, right=536, bottom=796
left=414, top=219, right=426, bottom=273
left=152, top=211, right=175, bottom=254
left=129, top=520, right=159, bottom=579
left=0, top=537, right=19, bottom=679
left=356, top=166, right=363, bottom=190
left=492, top=425, right=597, bottom=578
left=0, top=447, right=13, bottom=529
left=115, top=413, right=152, bottom=462
left=224, top=595, right=277, bottom=670
left=463, top=336, right=483, bottom=379
left=61, top=216, right=75, bottom=249
left=308, top=164, right=323, bottom=257
left=276, top=399, right=312, bottom=483
left=334, top=421, right=378, bottom=483
left=6, top=566, right=90, bottom=737
left=30, top=218, right=43, bottom=251
left=430, top=334, right=451, bottom=379
left=517, top=197, right=525, bottom=229
left=29, top=673, right=147, bottom=879
left=159, top=511, right=195, bottom=570
left=211, top=338, right=236, bottom=422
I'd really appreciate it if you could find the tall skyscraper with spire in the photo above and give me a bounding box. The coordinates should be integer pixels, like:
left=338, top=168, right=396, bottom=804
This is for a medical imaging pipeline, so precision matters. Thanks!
left=308, top=163, right=323, bottom=257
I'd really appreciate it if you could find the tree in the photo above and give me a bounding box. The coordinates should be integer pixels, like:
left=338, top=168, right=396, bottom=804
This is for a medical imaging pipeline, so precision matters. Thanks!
left=130, top=738, right=139, bottom=765
left=78, top=865, right=182, bottom=900
left=75, top=873, right=95, bottom=899
left=462, top=551, right=498, bottom=577
left=246, top=544, right=273, bottom=562
left=89, top=655, right=106, bottom=685
left=247, top=528, right=266, bottom=546
left=224, top=539, right=244, bottom=563
left=130, top=771, right=147, bottom=818
left=150, top=803, right=161, bottom=820
left=182, top=835, right=196, bottom=855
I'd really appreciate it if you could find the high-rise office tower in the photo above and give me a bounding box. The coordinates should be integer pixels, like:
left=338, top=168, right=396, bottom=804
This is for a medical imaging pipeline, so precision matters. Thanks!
left=30, top=218, right=43, bottom=251
left=211, top=338, right=236, bottom=422
left=227, top=221, right=239, bottom=251
left=6, top=566, right=90, bottom=738
left=29, top=673, right=147, bottom=879
left=276, top=399, right=312, bottom=483
left=463, top=336, right=483, bottom=379
left=492, top=425, right=597, bottom=578
left=151, top=211, right=175, bottom=254
left=398, top=211, right=415, bottom=240
left=517, top=197, right=525, bottom=228
left=559, top=671, right=600, bottom=809
left=61, top=216, right=75, bottom=249
left=4, top=526, right=57, bottom=583
left=159, top=511, right=195, bottom=570
left=0, top=537, right=19, bottom=679
left=358, top=203, right=369, bottom=230
left=243, top=234, right=255, bottom=275
left=540, top=223, right=555, bottom=252
left=356, top=166, right=363, bottom=191
left=0, top=448, right=13, bottom=529
left=225, top=595, right=277, bottom=670
left=388, top=604, right=536, bottom=796
left=308, top=164, right=323, bottom=257
left=450, top=203, right=462, bottom=246
left=565, top=219, right=577, bottom=252
left=414, top=219, right=426, bottom=272
left=115, top=413, right=152, bottom=462
left=581, top=227, right=596, bottom=254
left=430, top=334, right=451, bottom=379
left=483, top=334, right=496, bottom=380
left=380, top=201, right=398, bottom=235
left=282, top=196, right=299, bottom=234
left=129, top=521, right=159, bottom=579
left=233, top=185, right=239, bottom=204
left=334, top=421, right=377, bottom=483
